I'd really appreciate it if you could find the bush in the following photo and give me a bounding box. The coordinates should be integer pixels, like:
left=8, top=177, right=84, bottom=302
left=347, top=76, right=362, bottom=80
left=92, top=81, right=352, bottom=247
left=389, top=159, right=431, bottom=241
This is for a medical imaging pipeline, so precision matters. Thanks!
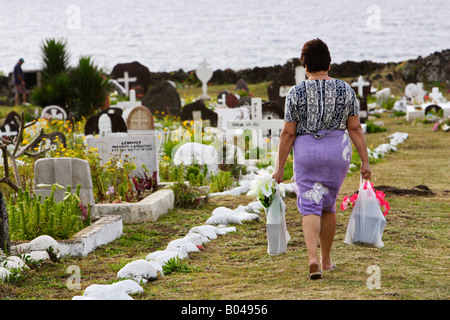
left=31, top=38, right=71, bottom=107
left=68, top=56, right=112, bottom=117
left=209, top=170, right=234, bottom=193
left=170, top=181, right=203, bottom=209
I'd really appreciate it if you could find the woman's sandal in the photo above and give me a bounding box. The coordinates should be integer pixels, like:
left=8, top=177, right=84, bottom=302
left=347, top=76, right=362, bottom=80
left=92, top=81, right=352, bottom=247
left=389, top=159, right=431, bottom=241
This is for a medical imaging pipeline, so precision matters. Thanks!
left=323, top=263, right=336, bottom=271
left=308, top=263, right=323, bottom=280
left=308, top=270, right=323, bottom=280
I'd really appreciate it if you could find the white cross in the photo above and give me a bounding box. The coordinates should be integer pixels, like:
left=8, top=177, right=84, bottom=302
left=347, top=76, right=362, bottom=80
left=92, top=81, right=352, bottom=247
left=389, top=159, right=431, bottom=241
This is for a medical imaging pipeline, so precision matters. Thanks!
left=430, top=87, right=444, bottom=103
left=117, top=71, right=137, bottom=96
left=0, top=124, right=18, bottom=137
left=227, top=98, right=284, bottom=150
left=218, top=93, right=227, bottom=106
left=351, top=75, right=370, bottom=97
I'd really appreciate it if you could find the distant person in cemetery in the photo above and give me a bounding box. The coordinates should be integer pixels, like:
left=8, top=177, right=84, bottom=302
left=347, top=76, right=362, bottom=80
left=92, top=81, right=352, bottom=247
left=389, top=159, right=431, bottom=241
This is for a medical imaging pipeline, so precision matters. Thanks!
left=14, top=58, right=27, bottom=106
left=272, top=38, right=371, bottom=280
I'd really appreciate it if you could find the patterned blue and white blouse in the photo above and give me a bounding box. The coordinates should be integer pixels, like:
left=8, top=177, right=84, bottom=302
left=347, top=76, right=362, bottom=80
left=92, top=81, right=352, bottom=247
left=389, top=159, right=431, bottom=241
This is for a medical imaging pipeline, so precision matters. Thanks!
left=284, top=79, right=359, bottom=139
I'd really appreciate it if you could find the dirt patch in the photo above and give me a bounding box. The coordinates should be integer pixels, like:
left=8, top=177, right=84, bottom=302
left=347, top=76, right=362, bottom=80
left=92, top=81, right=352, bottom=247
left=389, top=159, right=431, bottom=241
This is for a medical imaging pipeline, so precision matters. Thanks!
left=374, top=185, right=435, bottom=196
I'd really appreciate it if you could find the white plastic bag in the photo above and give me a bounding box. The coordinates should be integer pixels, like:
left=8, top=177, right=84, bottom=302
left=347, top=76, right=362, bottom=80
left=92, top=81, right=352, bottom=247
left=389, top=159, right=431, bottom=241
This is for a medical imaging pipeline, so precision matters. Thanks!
left=265, top=190, right=291, bottom=255
left=344, top=179, right=386, bottom=248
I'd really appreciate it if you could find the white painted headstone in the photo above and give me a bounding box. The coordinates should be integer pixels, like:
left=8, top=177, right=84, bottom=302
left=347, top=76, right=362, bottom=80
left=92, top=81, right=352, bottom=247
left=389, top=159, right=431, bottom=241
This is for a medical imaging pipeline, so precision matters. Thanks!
left=117, top=72, right=137, bottom=97
left=98, top=114, right=113, bottom=137
left=196, top=59, right=213, bottom=100
left=405, top=83, right=418, bottom=101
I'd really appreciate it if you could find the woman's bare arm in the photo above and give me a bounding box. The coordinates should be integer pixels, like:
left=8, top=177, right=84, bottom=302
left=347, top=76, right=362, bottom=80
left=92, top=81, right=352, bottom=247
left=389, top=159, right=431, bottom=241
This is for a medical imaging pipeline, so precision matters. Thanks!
left=272, top=121, right=297, bottom=183
left=347, top=115, right=371, bottom=180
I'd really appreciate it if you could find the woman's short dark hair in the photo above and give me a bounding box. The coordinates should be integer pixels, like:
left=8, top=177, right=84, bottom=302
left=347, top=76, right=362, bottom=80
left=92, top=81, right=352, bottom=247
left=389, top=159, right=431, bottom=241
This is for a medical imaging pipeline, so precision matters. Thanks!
left=300, top=38, right=331, bottom=73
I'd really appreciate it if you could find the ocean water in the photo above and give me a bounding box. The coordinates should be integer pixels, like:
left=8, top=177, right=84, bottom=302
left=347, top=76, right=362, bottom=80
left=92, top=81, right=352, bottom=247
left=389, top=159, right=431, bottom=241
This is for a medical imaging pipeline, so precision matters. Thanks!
left=1, top=0, right=449, bottom=74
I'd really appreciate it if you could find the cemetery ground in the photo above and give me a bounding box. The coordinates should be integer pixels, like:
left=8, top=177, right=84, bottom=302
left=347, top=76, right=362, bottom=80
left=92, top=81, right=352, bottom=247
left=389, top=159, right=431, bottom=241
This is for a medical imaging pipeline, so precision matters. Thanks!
left=0, top=109, right=448, bottom=301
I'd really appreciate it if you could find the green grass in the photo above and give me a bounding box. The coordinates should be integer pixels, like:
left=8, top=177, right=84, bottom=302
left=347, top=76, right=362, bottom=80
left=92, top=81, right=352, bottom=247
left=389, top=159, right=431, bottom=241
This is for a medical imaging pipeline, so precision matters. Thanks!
left=1, top=98, right=449, bottom=301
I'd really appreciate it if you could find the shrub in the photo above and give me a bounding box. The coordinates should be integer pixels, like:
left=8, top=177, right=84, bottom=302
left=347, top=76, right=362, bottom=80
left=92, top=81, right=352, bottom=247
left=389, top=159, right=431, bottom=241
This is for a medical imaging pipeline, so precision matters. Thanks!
left=209, top=170, right=234, bottom=193
left=68, top=56, right=112, bottom=117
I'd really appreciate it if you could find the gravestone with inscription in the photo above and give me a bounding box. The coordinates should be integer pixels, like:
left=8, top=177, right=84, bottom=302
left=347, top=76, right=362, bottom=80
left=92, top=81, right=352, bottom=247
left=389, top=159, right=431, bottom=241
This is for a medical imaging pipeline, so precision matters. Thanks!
left=85, top=134, right=158, bottom=178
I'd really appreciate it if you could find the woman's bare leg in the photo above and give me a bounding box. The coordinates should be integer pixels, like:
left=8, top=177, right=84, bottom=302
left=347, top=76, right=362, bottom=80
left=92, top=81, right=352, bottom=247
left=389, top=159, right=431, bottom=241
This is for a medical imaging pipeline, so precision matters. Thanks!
left=320, top=212, right=336, bottom=270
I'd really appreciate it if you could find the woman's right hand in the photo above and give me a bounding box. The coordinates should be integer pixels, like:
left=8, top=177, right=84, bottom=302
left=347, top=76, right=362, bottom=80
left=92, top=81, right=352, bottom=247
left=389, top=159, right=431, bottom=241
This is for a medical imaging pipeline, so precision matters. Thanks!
left=360, top=161, right=371, bottom=180
left=272, top=169, right=285, bottom=184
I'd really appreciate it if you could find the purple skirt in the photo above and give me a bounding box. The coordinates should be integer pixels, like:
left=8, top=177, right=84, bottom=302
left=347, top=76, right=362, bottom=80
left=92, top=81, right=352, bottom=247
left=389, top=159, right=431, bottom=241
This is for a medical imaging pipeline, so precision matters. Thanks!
left=293, top=130, right=351, bottom=216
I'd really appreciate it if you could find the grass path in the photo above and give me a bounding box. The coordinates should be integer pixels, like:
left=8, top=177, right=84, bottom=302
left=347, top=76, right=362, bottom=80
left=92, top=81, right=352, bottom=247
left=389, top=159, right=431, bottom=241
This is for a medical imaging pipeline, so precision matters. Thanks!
left=0, top=112, right=448, bottom=300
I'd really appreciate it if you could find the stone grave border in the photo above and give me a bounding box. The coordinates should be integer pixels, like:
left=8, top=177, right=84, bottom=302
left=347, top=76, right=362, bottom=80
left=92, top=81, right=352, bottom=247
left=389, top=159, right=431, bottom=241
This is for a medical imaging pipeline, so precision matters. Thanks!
left=10, top=189, right=174, bottom=258
left=11, top=215, right=123, bottom=258
left=94, top=188, right=174, bottom=224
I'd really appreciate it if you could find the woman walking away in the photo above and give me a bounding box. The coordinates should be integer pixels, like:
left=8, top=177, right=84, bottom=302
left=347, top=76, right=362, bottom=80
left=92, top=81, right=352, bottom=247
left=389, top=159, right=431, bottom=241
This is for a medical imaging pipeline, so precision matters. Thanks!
left=272, top=39, right=371, bottom=280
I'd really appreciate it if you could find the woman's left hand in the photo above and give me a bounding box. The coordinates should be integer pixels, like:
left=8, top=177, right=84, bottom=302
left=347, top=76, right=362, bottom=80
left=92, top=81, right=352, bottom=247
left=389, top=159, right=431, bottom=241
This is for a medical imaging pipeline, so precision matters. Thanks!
left=272, top=169, right=284, bottom=184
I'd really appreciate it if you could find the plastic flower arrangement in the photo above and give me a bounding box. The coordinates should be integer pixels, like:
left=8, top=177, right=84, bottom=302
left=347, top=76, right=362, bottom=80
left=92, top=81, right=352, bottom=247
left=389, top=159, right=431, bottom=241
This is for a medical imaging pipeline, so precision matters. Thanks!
left=340, top=182, right=390, bottom=216
left=247, top=171, right=285, bottom=208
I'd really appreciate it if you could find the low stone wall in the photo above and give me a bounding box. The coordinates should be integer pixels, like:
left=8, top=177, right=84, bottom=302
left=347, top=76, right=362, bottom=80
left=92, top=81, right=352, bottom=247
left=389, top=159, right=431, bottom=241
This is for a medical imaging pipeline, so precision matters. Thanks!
left=94, top=189, right=174, bottom=224
left=12, top=215, right=123, bottom=258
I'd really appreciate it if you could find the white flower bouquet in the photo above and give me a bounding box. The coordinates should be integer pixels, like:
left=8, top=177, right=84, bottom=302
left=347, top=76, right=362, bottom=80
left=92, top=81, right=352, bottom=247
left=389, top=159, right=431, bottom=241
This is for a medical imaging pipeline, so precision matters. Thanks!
left=247, top=171, right=285, bottom=208
left=247, top=171, right=290, bottom=255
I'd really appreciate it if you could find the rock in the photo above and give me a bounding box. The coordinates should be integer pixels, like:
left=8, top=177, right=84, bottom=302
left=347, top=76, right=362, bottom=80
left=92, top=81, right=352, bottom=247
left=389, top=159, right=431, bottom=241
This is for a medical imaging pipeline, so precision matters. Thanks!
left=205, top=213, right=242, bottom=226
left=111, top=279, right=144, bottom=295
left=147, top=260, right=164, bottom=276
left=188, top=225, right=220, bottom=240
left=110, top=61, right=151, bottom=93
left=82, top=284, right=134, bottom=300
left=142, top=81, right=181, bottom=116
left=22, top=250, right=51, bottom=263
left=117, top=259, right=157, bottom=283
left=401, top=49, right=450, bottom=85
left=182, top=233, right=210, bottom=247
left=165, top=238, right=200, bottom=259
left=146, top=250, right=179, bottom=264
left=0, top=267, right=11, bottom=281
left=25, top=235, right=60, bottom=255
left=4, top=256, right=29, bottom=271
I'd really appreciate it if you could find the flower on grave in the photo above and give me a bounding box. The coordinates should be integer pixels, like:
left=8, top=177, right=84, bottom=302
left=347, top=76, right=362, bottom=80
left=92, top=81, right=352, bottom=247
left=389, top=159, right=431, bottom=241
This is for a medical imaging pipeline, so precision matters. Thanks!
left=340, top=182, right=390, bottom=216
left=106, top=186, right=115, bottom=196
left=247, top=171, right=284, bottom=208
